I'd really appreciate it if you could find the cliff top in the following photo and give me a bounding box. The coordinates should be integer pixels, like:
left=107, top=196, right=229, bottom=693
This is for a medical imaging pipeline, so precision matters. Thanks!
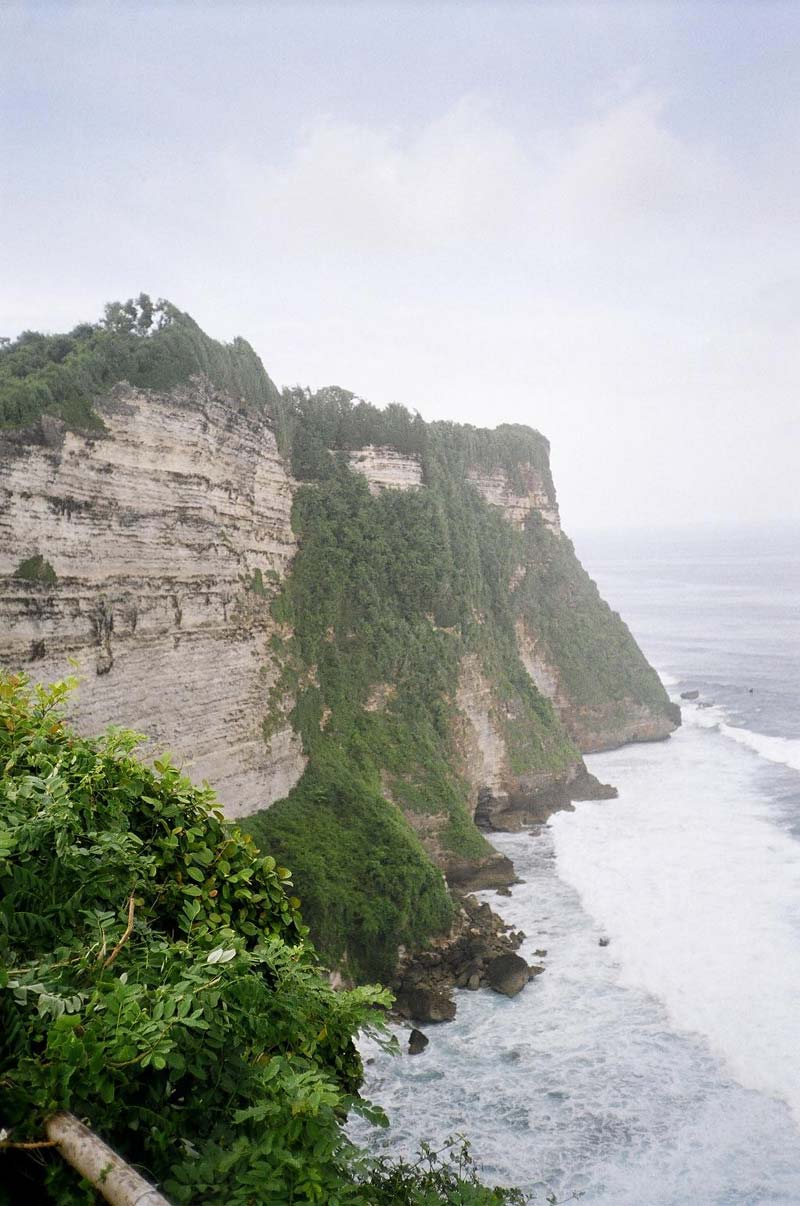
left=1, top=299, right=551, bottom=491
left=0, top=295, right=279, bottom=431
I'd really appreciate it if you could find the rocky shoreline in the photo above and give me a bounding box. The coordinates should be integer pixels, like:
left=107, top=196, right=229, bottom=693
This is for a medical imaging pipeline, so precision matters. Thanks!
left=391, top=890, right=543, bottom=1026
left=389, top=767, right=618, bottom=1034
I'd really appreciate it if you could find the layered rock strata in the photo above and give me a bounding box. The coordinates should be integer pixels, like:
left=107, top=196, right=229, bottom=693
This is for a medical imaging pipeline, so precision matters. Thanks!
left=0, top=380, right=305, bottom=815
left=515, top=619, right=678, bottom=751
left=451, top=652, right=616, bottom=847
left=347, top=446, right=423, bottom=493
left=468, top=465, right=560, bottom=533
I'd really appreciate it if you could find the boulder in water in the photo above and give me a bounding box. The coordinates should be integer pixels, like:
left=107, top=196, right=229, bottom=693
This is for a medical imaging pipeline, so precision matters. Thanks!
left=408, top=1028, right=429, bottom=1055
left=485, top=953, right=533, bottom=997
left=395, top=986, right=456, bottom=1023
left=681, top=689, right=700, bottom=700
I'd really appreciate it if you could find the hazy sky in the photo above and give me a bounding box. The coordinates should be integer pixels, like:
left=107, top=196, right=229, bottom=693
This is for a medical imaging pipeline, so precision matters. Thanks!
left=3, top=2, right=799, bottom=531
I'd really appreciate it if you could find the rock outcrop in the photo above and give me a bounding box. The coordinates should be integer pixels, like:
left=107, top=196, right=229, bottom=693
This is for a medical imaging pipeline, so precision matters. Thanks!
left=0, top=380, right=306, bottom=815
left=468, top=464, right=560, bottom=533
left=393, top=892, right=534, bottom=1015
left=451, top=651, right=615, bottom=834
left=347, top=446, right=423, bottom=493
left=485, top=952, right=539, bottom=998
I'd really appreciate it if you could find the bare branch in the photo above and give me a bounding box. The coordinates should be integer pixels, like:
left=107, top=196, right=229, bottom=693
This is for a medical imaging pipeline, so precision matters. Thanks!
left=0, top=1138, right=58, bottom=1150
left=102, top=894, right=136, bottom=970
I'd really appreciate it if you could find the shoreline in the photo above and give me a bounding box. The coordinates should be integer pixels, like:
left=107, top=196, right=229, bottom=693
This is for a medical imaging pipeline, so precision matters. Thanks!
left=389, top=730, right=676, bottom=1031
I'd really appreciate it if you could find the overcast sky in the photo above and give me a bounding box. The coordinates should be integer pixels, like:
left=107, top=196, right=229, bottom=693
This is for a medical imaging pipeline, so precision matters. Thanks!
left=2, top=2, right=799, bottom=532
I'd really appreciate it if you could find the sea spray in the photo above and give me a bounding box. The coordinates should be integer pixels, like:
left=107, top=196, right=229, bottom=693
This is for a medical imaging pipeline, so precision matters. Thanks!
left=354, top=796, right=800, bottom=1204
left=555, top=705, right=800, bottom=1125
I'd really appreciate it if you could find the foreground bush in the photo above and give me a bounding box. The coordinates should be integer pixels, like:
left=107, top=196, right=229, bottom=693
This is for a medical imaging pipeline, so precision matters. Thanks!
left=0, top=675, right=528, bottom=1204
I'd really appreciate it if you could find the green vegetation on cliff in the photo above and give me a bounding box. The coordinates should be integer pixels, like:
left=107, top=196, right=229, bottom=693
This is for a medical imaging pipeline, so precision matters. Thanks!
left=243, top=394, right=579, bottom=980
left=516, top=515, right=679, bottom=719
left=0, top=674, right=530, bottom=1204
left=0, top=295, right=278, bottom=430
left=13, top=554, right=58, bottom=586
left=273, top=384, right=553, bottom=496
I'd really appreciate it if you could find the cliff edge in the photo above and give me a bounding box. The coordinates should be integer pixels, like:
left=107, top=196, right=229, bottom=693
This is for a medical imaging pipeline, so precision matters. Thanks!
left=0, top=300, right=679, bottom=979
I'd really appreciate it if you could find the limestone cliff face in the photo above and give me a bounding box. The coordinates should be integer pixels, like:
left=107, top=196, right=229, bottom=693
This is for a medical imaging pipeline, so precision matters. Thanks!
left=347, top=445, right=560, bottom=533
left=0, top=379, right=306, bottom=815
left=468, top=465, right=560, bottom=533
left=451, top=652, right=613, bottom=841
left=347, top=446, right=423, bottom=493
left=0, top=373, right=675, bottom=837
left=515, top=615, right=676, bottom=750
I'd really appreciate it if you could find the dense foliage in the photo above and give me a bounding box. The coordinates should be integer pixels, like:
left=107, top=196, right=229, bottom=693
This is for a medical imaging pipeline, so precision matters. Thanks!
left=274, top=385, right=553, bottom=496
left=243, top=413, right=577, bottom=979
left=515, top=517, right=679, bottom=717
left=0, top=674, right=380, bottom=1203
left=0, top=296, right=278, bottom=430
left=0, top=675, right=533, bottom=1204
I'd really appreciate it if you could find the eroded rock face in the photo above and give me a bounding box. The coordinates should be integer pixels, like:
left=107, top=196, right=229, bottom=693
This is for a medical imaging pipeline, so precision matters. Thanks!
left=453, top=653, right=509, bottom=800
left=348, top=447, right=562, bottom=537
left=452, top=652, right=580, bottom=830
left=467, top=465, right=560, bottom=532
left=394, top=986, right=456, bottom=1024
left=0, top=379, right=306, bottom=817
left=514, top=619, right=565, bottom=706
left=514, top=618, right=678, bottom=754
left=567, top=701, right=681, bottom=752
left=393, top=892, right=531, bottom=1015
left=347, top=446, right=423, bottom=494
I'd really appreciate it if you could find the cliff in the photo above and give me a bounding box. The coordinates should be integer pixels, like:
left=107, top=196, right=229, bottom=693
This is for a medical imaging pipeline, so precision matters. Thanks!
left=0, top=301, right=679, bottom=980
left=0, top=381, right=305, bottom=815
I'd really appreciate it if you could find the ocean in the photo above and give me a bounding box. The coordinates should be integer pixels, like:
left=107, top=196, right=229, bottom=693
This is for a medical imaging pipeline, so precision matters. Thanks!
left=353, top=526, right=800, bottom=1205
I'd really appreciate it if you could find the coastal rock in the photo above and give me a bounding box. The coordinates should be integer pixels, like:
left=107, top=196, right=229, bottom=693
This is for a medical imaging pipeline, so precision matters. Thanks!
left=394, top=986, right=456, bottom=1024
left=681, top=689, right=700, bottom=700
left=485, top=953, right=534, bottom=998
left=444, top=851, right=516, bottom=892
left=347, top=446, right=423, bottom=494
left=394, top=890, right=528, bottom=1013
left=467, top=464, right=561, bottom=533
left=569, top=767, right=618, bottom=801
left=408, top=1028, right=429, bottom=1055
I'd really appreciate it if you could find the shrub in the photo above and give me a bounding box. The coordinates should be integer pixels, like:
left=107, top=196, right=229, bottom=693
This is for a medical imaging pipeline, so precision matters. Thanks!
left=0, top=673, right=386, bottom=1203
left=0, top=296, right=278, bottom=430
left=0, top=674, right=531, bottom=1204
left=12, top=555, right=57, bottom=586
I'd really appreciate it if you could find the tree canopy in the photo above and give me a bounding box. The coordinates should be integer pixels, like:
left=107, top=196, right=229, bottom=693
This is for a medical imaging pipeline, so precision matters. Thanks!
left=0, top=296, right=278, bottom=430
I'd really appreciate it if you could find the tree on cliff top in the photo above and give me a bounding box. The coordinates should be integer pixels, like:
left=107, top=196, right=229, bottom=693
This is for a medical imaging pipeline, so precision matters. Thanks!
left=0, top=674, right=528, bottom=1205
left=0, top=297, right=278, bottom=430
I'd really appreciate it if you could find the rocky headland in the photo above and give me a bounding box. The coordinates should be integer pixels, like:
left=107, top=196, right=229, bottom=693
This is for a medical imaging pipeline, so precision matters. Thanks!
left=0, top=300, right=680, bottom=1006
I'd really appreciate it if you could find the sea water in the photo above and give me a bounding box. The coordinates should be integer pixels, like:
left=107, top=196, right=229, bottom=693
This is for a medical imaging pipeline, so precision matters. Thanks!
left=352, top=526, right=800, bottom=1204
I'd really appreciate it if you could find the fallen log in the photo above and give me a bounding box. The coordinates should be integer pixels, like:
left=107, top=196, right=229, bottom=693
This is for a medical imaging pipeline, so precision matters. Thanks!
left=44, top=1112, right=170, bottom=1206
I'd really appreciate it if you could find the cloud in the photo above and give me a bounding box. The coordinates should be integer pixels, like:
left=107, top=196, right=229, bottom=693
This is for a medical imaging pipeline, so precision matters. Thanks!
left=215, top=90, right=734, bottom=269
left=2, top=73, right=798, bottom=529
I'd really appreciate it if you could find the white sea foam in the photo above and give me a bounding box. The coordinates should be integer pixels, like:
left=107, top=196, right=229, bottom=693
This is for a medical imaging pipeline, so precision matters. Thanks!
left=555, top=719, right=800, bottom=1129
left=680, top=692, right=800, bottom=772
left=718, top=721, right=800, bottom=772
left=354, top=800, right=800, bottom=1204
